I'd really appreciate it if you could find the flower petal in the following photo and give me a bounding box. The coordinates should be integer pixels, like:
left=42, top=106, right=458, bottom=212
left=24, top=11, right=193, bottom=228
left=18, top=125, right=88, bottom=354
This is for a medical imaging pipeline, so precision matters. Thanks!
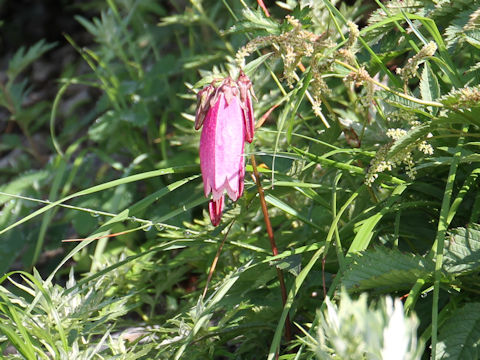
left=215, top=94, right=245, bottom=200
left=237, top=72, right=255, bottom=143
left=199, top=93, right=222, bottom=197
left=195, top=85, right=215, bottom=130
left=200, top=89, right=245, bottom=202
left=209, top=196, right=224, bottom=226
left=197, top=76, right=252, bottom=226
left=243, top=91, right=255, bottom=143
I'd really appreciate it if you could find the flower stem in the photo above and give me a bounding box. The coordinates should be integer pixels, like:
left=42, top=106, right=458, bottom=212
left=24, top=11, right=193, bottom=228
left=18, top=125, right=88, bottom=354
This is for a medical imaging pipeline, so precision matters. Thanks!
left=250, top=155, right=292, bottom=342
left=256, top=0, right=270, bottom=17
left=202, top=220, right=236, bottom=299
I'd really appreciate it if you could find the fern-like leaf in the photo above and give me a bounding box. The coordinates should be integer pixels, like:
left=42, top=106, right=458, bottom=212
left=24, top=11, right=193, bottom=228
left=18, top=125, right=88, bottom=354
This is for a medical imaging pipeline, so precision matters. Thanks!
left=7, top=40, right=55, bottom=82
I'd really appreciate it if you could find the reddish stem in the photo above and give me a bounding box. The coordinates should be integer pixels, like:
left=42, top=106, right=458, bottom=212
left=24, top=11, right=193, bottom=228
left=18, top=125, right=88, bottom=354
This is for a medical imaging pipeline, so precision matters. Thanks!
left=62, top=229, right=133, bottom=242
left=202, top=220, right=235, bottom=299
left=256, top=103, right=280, bottom=129
left=250, top=155, right=292, bottom=342
left=257, top=0, right=270, bottom=17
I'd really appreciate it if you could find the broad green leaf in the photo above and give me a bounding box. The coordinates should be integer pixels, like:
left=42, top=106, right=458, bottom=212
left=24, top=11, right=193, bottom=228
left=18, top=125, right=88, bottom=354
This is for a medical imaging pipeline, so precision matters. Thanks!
left=420, top=63, right=440, bottom=106
left=377, top=90, right=430, bottom=117
left=270, top=253, right=302, bottom=276
left=444, top=223, right=480, bottom=274
left=436, top=302, right=480, bottom=360
left=342, top=247, right=434, bottom=292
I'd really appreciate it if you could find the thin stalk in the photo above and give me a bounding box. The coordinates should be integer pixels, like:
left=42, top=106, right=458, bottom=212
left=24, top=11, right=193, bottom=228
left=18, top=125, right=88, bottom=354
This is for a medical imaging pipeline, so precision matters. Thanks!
left=236, top=0, right=288, bottom=97
left=17, top=122, right=44, bottom=164
left=250, top=154, right=292, bottom=342
left=431, top=126, right=468, bottom=359
left=331, top=172, right=346, bottom=272
left=0, top=191, right=185, bottom=233
left=373, top=0, right=420, bottom=52
left=62, top=224, right=152, bottom=242
left=202, top=220, right=236, bottom=299
left=405, top=126, right=469, bottom=315
left=394, top=211, right=401, bottom=248
left=470, top=193, right=480, bottom=223
left=256, top=0, right=270, bottom=17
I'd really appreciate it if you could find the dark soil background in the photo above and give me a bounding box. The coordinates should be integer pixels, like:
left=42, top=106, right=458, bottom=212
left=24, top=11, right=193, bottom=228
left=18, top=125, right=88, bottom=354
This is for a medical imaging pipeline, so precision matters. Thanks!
left=0, top=0, right=92, bottom=51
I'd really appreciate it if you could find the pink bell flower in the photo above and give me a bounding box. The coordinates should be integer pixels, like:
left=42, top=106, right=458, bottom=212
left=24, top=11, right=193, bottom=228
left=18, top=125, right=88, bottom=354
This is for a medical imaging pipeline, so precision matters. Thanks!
left=195, top=72, right=255, bottom=226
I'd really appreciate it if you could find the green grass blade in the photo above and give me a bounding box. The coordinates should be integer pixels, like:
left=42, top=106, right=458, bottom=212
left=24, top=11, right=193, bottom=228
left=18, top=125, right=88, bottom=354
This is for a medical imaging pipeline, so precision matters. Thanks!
left=0, top=164, right=198, bottom=236
left=347, top=184, right=407, bottom=254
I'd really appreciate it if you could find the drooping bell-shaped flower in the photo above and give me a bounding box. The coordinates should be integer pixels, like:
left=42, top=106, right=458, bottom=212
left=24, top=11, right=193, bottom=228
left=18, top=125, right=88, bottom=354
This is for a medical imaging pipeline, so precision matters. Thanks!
left=195, top=72, right=255, bottom=226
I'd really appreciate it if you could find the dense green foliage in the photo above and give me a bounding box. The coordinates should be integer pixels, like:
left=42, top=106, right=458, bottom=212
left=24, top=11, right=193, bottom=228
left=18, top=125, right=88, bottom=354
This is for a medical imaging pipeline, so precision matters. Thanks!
left=1, top=0, right=480, bottom=358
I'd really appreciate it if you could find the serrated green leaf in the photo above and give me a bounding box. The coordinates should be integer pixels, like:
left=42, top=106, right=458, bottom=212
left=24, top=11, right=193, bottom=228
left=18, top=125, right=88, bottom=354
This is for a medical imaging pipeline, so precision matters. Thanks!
left=377, top=90, right=430, bottom=116
left=436, top=302, right=480, bottom=360
left=387, top=124, right=432, bottom=161
left=420, top=63, right=440, bottom=105
left=241, top=8, right=280, bottom=35
left=270, top=254, right=302, bottom=276
left=435, top=106, right=480, bottom=128
left=343, top=247, right=434, bottom=293
left=464, top=29, right=480, bottom=49
left=444, top=223, right=480, bottom=274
